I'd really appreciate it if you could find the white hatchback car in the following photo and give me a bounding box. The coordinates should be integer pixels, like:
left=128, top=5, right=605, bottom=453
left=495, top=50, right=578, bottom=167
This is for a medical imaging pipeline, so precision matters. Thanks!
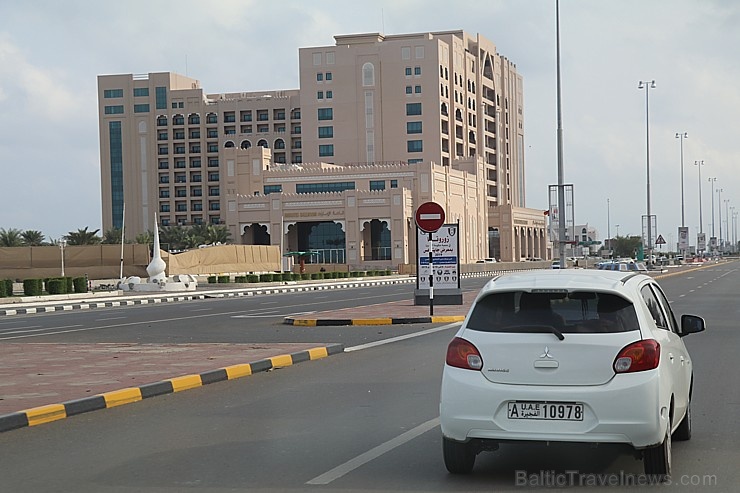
left=440, top=269, right=705, bottom=480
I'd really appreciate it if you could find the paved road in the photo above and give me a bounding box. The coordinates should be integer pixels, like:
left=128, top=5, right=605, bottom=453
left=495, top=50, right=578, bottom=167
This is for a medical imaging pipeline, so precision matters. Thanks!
left=0, top=264, right=737, bottom=491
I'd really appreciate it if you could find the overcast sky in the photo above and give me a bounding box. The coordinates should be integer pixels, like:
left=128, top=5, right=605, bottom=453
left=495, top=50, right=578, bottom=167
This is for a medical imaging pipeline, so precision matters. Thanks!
left=1, top=0, right=738, bottom=248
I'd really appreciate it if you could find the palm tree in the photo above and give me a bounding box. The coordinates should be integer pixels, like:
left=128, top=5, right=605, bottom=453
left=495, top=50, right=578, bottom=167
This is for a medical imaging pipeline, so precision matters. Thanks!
left=102, top=228, right=123, bottom=245
left=21, top=230, right=46, bottom=246
left=159, top=225, right=188, bottom=251
left=206, top=224, right=232, bottom=245
left=0, top=228, right=24, bottom=247
left=135, top=231, right=154, bottom=245
left=64, top=227, right=102, bottom=245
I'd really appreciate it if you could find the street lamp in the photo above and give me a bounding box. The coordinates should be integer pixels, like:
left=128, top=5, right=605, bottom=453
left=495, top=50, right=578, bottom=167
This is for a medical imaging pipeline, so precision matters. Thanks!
left=708, top=177, right=717, bottom=240
left=724, top=198, right=730, bottom=253
left=60, top=240, right=67, bottom=277
left=717, top=187, right=723, bottom=252
left=638, top=80, right=656, bottom=266
left=675, top=132, right=688, bottom=227
left=695, top=161, right=705, bottom=254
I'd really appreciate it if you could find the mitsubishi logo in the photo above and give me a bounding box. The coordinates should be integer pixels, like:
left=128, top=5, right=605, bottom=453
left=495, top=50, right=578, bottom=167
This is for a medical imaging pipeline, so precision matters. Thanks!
left=539, top=346, right=554, bottom=359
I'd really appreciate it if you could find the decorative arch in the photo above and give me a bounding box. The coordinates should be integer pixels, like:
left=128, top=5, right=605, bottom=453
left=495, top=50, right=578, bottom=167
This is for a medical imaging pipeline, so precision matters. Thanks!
left=224, top=141, right=235, bottom=148
left=362, top=62, right=375, bottom=87
left=240, top=140, right=252, bottom=149
left=257, top=139, right=268, bottom=148
left=274, top=138, right=285, bottom=150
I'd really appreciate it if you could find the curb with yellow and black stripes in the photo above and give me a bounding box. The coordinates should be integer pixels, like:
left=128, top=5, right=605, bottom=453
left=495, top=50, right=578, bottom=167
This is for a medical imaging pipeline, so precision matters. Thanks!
left=283, top=316, right=465, bottom=326
left=0, top=343, right=343, bottom=433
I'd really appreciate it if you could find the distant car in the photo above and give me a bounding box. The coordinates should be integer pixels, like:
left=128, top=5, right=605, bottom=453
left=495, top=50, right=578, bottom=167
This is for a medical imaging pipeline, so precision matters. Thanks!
left=440, top=269, right=705, bottom=480
left=551, top=260, right=561, bottom=269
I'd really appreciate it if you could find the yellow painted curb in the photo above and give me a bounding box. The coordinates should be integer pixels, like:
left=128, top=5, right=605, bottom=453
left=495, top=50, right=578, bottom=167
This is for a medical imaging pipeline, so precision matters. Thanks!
left=270, top=354, right=294, bottom=368
left=352, top=318, right=393, bottom=325
left=225, top=363, right=253, bottom=379
left=308, top=347, right=329, bottom=359
left=102, top=388, right=142, bottom=408
left=24, top=404, right=66, bottom=426
left=169, top=374, right=202, bottom=392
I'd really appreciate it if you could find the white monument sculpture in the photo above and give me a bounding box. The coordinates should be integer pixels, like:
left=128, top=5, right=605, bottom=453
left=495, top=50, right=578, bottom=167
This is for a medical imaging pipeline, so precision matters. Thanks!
left=119, top=216, right=197, bottom=292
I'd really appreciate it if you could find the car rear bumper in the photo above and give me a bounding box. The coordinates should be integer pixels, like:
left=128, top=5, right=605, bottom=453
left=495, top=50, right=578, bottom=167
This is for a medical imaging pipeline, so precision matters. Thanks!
left=440, top=366, right=668, bottom=449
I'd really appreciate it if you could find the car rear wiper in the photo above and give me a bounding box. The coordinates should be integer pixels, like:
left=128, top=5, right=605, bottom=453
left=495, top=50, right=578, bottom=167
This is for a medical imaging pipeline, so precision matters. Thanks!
left=505, top=324, right=565, bottom=341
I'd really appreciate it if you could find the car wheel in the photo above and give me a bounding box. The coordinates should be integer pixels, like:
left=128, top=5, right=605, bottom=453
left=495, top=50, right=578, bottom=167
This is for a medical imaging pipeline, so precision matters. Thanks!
left=643, top=422, right=671, bottom=482
left=673, top=398, right=692, bottom=441
left=443, top=437, right=476, bottom=474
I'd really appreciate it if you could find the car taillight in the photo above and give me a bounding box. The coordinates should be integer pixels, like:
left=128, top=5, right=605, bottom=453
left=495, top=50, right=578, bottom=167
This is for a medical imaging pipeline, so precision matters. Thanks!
left=613, top=339, right=660, bottom=373
left=446, top=337, right=483, bottom=371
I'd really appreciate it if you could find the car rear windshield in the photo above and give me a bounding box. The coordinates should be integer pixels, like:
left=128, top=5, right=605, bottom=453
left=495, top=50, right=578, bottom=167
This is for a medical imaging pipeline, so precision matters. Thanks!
left=466, top=291, right=639, bottom=334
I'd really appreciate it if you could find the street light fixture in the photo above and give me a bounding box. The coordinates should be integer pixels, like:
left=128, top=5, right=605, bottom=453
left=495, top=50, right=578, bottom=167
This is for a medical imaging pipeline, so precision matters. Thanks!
left=638, top=80, right=656, bottom=266
left=717, top=187, right=723, bottom=252
left=695, top=160, right=705, bottom=253
left=708, top=177, right=716, bottom=252
left=60, top=240, right=67, bottom=277
left=675, top=133, right=688, bottom=227
left=724, top=198, right=730, bottom=253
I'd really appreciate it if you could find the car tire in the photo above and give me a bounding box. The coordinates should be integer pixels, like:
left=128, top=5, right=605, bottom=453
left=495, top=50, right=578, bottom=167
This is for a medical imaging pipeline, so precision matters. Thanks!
left=673, top=398, right=692, bottom=441
left=443, top=437, right=476, bottom=474
left=643, top=422, right=671, bottom=482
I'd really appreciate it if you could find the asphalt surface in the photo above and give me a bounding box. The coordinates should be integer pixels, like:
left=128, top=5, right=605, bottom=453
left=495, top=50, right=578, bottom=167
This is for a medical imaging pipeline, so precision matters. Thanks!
left=0, top=275, right=471, bottom=432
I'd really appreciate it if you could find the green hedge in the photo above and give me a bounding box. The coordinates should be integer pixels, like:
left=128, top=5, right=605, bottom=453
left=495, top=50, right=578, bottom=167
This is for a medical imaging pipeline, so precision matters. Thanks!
left=207, top=276, right=217, bottom=283
left=310, top=272, right=323, bottom=280
left=282, top=272, right=293, bottom=281
left=259, top=273, right=274, bottom=282
left=73, top=277, right=88, bottom=293
left=217, top=275, right=230, bottom=283
left=0, top=280, right=6, bottom=298
left=47, top=279, right=65, bottom=295
left=3, top=279, right=12, bottom=297
left=300, top=273, right=310, bottom=280
left=234, top=275, right=247, bottom=283
left=23, top=279, right=43, bottom=296
left=247, top=274, right=259, bottom=283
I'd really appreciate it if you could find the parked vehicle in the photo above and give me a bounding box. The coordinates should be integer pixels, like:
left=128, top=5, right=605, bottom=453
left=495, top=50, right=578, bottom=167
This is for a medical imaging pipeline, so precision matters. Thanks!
left=440, top=269, right=705, bottom=481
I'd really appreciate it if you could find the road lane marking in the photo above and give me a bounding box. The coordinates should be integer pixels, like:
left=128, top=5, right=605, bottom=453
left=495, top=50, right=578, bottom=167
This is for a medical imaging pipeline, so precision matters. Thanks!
left=0, top=325, right=83, bottom=336
left=96, top=317, right=127, bottom=321
left=344, top=323, right=461, bottom=352
left=189, top=308, right=212, bottom=312
left=259, top=301, right=278, bottom=305
left=306, top=417, right=440, bottom=485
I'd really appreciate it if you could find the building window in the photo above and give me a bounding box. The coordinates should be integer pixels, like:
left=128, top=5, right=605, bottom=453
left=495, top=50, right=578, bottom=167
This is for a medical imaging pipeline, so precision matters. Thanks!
left=133, top=104, right=150, bottom=113
left=155, top=86, right=167, bottom=110
left=104, top=105, right=124, bottom=115
left=317, top=73, right=324, bottom=82
left=370, top=180, right=385, bottom=191
left=415, top=46, right=424, bottom=59
left=362, top=62, right=375, bottom=86
left=313, top=53, right=322, bottom=65
left=160, top=204, right=170, bottom=212
left=133, top=87, right=149, bottom=97
left=208, top=187, right=219, bottom=196
left=406, top=103, right=422, bottom=116
left=318, top=126, right=334, bottom=138
left=109, top=122, right=124, bottom=229
left=390, top=180, right=398, bottom=188
left=415, top=85, right=422, bottom=94
left=325, top=72, right=332, bottom=81
left=264, top=185, right=283, bottom=195
left=414, top=66, right=422, bottom=76
left=408, top=158, right=423, bottom=164
left=104, top=89, right=123, bottom=98
left=326, top=90, right=333, bottom=99
left=326, top=52, right=335, bottom=64
left=405, top=67, right=412, bottom=76
left=317, top=108, right=333, bottom=120
left=405, top=86, right=412, bottom=95
left=402, top=47, right=411, bottom=60
left=319, top=144, right=334, bottom=157
left=406, top=121, right=422, bottom=134
left=407, top=140, right=423, bottom=152
left=317, top=91, right=324, bottom=100
left=296, top=182, right=355, bottom=194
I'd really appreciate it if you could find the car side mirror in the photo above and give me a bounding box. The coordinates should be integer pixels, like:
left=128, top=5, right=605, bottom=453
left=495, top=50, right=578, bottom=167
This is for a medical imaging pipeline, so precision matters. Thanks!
left=680, top=314, right=706, bottom=336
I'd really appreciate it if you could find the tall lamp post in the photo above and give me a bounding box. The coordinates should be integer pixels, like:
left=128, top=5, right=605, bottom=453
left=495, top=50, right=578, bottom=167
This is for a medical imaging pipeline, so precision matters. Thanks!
left=607, top=198, right=611, bottom=254
left=695, top=160, right=705, bottom=254
left=708, top=177, right=716, bottom=252
left=60, top=240, right=67, bottom=277
left=724, top=199, right=730, bottom=253
left=675, top=132, right=688, bottom=258
left=638, top=80, right=656, bottom=266
left=717, top=187, right=723, bottom=252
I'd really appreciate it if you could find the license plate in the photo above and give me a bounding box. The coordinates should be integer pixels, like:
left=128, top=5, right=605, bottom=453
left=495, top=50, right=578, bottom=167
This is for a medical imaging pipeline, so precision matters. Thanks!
left=507, top=401, right=584, bottom=421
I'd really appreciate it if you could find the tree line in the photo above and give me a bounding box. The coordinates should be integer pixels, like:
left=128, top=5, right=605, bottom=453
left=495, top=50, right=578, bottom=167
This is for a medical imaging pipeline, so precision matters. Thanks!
left=0, top=224, right=232, bottom=251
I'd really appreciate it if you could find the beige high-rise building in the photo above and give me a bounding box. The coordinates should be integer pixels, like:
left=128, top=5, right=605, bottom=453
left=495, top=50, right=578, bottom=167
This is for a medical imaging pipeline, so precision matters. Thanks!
left=97, top=30, right=549, bottom=266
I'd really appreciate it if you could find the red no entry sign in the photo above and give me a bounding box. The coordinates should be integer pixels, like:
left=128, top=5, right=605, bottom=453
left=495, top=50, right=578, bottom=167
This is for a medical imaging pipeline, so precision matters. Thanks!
left=415, top=201, right=445, bottom=233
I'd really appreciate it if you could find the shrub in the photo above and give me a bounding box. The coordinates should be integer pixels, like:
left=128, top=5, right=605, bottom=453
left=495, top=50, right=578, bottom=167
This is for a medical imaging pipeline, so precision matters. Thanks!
left=385, top=269, right=392, bottom=276
left=23, top=279, right=43, bottom=296
left=3, top=279, right=12, bottom=297
left=207, top=276, right=217, bottom=284
left=259, top=273, right=273, bottom=282
left=47, top=279, right=65, bottom=295
left=64, top=277, right=74, bottom=293
left=301, top=273, right=310, bottom=280
left=311, top=272, right=323, bottom=280
left=234, top=276, right=247, bottom=283
left=282, top=272, right=293, bottom=281
left=0, top=280, right=5, bottom=298
left=73, top=277, right=88, bottom=293
left=247, top=274, right=259, bottom=283
left=217, top=275, right=230, bottom=283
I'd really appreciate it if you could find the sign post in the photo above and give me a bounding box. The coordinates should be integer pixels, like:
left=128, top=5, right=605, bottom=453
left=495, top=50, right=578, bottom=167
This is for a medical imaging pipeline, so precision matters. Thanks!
left=415, top=202, right=445, bottom=316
